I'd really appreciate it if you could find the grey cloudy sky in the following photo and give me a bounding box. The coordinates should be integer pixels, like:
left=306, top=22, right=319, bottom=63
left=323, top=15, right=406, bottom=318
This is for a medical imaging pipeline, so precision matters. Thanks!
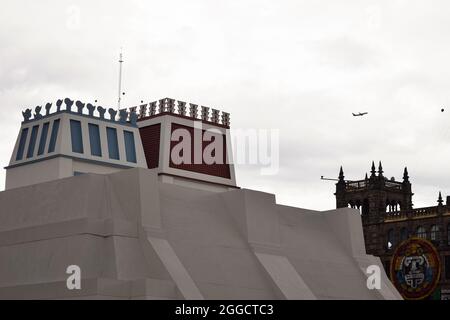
left=1, top=0, right=450, bottom=210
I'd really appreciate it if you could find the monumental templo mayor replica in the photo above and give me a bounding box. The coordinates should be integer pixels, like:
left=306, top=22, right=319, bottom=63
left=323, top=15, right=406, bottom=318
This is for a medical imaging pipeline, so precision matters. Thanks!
left=0, top=97, right=401, bottom=299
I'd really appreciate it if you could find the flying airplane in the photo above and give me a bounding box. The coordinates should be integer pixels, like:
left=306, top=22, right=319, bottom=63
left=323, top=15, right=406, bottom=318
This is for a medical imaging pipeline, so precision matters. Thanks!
left=352, top=112, right=368, bottom=117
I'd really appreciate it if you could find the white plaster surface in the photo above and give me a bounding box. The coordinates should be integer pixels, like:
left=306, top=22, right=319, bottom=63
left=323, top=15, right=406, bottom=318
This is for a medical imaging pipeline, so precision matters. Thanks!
left=0, top=168, right=401, bottom=299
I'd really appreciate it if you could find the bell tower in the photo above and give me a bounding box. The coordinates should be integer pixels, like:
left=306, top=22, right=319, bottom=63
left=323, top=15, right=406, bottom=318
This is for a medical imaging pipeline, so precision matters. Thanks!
left=335, top=161, right=413, bottom=225
left=335, top=162, right=414, bottom=254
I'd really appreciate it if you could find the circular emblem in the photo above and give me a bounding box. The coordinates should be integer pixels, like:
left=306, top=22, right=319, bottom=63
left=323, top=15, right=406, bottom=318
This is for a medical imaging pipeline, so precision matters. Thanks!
left=390, top=238, right=441, bottom=300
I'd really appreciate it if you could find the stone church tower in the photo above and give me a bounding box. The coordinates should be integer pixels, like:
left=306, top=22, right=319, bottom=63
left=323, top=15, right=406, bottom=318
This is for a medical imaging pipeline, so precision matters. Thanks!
left=335, top=161, right=413, bottom=253
left=334, top=162, right=450, bottom=299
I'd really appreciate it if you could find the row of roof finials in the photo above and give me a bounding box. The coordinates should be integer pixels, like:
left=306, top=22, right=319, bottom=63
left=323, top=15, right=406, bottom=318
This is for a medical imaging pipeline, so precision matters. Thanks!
left=22, top=98, right=231, bottom=127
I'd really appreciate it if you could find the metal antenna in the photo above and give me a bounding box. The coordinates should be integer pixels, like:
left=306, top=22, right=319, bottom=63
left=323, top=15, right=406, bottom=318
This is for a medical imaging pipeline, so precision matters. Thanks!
left=321, top=176, right=339, bottom=182
left=320, top=176, right=354, bottom=182
left=117, top=49, right=124, bottom=110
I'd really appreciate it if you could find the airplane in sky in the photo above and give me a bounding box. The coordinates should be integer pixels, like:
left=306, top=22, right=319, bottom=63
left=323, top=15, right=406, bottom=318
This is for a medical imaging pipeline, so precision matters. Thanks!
left=352, top=112, right=368, bottom=117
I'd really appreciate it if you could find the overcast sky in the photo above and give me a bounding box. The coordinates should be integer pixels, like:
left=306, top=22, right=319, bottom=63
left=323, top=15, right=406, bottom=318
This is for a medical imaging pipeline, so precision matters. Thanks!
left=1, top=0, right=450, bottom=210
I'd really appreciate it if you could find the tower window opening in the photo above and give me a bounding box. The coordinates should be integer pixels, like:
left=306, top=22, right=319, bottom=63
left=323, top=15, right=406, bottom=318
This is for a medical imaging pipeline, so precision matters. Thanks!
left=124, top=130, right=137, bottom=163
left=70, top=120, right=84, bottom=154
left=430, top=225, right=440, bottom=241
left=106, top=127, right=120, bottom=160
left=416, top=226, right=427, bottom=239
left=16, top=127, right=29, bottom=161
left=88, top=123, right=102, bottom=157
left=37, top=122, right=50, bottom=156
left=26, top=125, right=39, bottom=158
left=48, top=119, right=60, bottom=153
